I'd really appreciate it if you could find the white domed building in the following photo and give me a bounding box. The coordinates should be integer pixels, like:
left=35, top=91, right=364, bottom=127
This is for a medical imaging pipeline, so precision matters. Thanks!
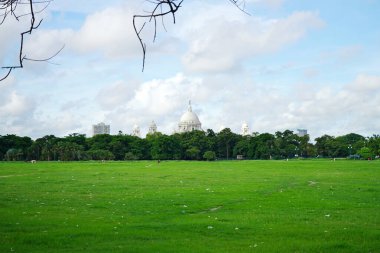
left=178, top=101, right=202, bottom=133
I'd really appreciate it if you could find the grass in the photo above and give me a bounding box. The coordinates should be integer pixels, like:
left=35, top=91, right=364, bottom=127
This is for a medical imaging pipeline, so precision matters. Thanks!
left=0, top=160, right=379, bottom=252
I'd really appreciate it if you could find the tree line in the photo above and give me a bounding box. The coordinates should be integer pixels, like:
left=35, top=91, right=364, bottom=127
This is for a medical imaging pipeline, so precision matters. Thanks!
left=1, top=129, right=379, bottom=161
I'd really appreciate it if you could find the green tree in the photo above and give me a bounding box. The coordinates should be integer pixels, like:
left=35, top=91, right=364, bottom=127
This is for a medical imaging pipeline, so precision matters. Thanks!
left=217, top=128, right=239, bottom=159
left=368, top=135, right=380, bottom=157
left=65, top=133, right=87, bottom=148
left=0, top=134, right=33, bottom=161
left=5, top=148, right=23, bottom=161
left=110, top=140, right=126, bottom=160
left=129, top=137, right=150, bottom=160
left=249, top=133, right=275, bottom=159
left=148, top=133, right=181, bottom=160
left=35, top=135, right=60, bottom=161
left=185, top=146, right=200, bottom=160
left=305, top=143, right=317, bottom=158
left=315, top=135, right=335, bottom=157
left=335, top=133, right=366, bottom=156
left=274, top=130, right=299, bottom=159
left=357, top=147, right=374, bottom=160
left=86, top=134, right=113, bottom=151
left=203, top=151, right=216, bottom=161
left=298, top=134, right=310, bottom=157
left=87, top=149, right=115, bottom=160
left=177, top=130, right=210, bottom=159
left=125, top=152, right=138, bottom=160
left=315, top=133, right=366, bottom=158
left=54, top=141, right=83, bottom=161
left=233, top=138, right=250, bottom=158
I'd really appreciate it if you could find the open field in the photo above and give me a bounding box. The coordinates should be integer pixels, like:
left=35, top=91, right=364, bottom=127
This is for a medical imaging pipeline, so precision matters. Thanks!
left=0, top=160, right=379, bottom=252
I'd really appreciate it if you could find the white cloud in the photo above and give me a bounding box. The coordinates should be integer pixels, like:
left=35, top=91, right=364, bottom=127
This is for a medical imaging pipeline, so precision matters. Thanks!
left=273, top=74, right=380, bottom=138
left=247, top=0, right=285, bottom=9
left=101, top=73, right=207, bottom=135
left=0, top=91, right=33, bottom=117
left=1, top=66, right=379, bottom=139
left=20, top=3, right=143, bottom=63
left=350, top=74, right=380, bottom=91
left=0, top=78, right=39, bottom=137
left=49, top=0, right=125, bottom=15
left=91, top=72, right=380, bottom=139
left=24, top=29, right=74, bottom=61
left=96, top=80, right=139, bottom=110
left=0, top=76, right=92, bottom=138
left=181, top=10, right=324, bottom=73
left=44, top=112, right=84, bottom=134
left=113, top=72, right=379, bottom=140
left=70, top=5, right=141, bottom=58
left=0, top=78, right=35, bottom=119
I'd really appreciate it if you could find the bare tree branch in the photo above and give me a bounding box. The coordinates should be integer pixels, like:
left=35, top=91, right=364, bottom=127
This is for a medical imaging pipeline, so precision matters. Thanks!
left=1, top=0, right=249, bottom=80
left=133, top=0, right=184, bottom=71
left=0, top=0, right=58, bottom=82
left=228, top=0, right=250, bottom=15
left=133, top=0, right=249, bottom=72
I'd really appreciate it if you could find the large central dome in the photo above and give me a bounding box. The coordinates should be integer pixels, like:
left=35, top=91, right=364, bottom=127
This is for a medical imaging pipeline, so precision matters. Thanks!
left=178, top=101, right=202, bottom=133
left=180, top=111, right=201, bottom=124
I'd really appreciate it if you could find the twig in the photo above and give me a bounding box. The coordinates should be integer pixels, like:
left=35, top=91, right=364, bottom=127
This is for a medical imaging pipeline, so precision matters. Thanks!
left=133, top=0, right=249, bottom=72
left=0, top=0, right=61, bottom=82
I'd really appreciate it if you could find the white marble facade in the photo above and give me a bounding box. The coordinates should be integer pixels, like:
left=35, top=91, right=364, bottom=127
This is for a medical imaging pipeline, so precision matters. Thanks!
left=178, top=101, right=202, bottom=133
left=241, top=122, right=250, bottom=136
left=132, top=124, right=141, bottom=137
left=148, top=121, right=157, bottom=134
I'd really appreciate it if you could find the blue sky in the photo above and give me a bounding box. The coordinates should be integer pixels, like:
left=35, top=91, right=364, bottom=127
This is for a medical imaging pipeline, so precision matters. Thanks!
left=0, top=0, right=379, bottom=139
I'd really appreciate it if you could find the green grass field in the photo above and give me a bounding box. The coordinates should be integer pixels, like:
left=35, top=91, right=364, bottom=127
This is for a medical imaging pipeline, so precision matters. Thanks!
left=0, top=160, right=379, bottom=252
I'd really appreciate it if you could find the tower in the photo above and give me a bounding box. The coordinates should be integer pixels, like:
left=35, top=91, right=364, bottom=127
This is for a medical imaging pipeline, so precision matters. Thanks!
left=148, top=121, right=157, bottom=134
left=241, top=122, right=250, bottom=136
left=132, top=124, right=141, bottom=137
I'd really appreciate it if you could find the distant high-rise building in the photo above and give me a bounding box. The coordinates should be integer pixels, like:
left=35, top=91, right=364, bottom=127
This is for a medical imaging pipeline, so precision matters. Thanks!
left=297, top=129, right=307, bottom=137
left=93, top=122, right=110, bottom=136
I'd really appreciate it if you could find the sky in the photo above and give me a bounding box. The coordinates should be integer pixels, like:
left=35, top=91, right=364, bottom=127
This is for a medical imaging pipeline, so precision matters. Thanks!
left=0, top=0, right=379, bottom=140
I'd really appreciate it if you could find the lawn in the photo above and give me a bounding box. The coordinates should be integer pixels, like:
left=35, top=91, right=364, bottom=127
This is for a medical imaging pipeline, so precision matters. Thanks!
left=0, top=160, right=379, bottom=252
